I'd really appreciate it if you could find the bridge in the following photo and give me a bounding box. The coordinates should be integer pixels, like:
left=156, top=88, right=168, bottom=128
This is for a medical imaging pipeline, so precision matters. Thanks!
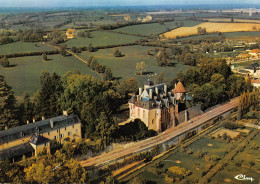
left=80, top=97, right=239, bottom=169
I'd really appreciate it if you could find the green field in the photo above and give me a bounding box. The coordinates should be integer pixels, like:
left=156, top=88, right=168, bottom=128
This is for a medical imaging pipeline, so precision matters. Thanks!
left=0, top=42, right=56, bottom=55
left=224, top=31, right=260, bottom=39
left=114, top=21, right=202, bottom=36
left=0, top=54, right=100, bottom=97
left=77, top=45, right=188, bottom=87
left=65, top=31, right=143, bottom=48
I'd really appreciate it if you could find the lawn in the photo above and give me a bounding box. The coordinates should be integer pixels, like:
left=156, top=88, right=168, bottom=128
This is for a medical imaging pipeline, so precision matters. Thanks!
left=113, top=20, right=202, bottom=36
left=65, top=31, right=143, bottom=48
left=0, top=54, right=101, bottom=98
left=0, top=42, right=56, bottom=55
left=77, top=45, right=189, bottom=87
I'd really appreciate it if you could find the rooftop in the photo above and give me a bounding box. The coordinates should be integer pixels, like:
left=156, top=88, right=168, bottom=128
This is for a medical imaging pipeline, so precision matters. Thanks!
left=0, top=114, right=79, bottom=145
left=173, top=81, right=187, bottom=93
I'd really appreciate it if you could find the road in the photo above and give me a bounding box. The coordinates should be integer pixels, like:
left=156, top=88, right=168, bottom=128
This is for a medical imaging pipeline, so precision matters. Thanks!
left=80, top=97, right=239, bottom=168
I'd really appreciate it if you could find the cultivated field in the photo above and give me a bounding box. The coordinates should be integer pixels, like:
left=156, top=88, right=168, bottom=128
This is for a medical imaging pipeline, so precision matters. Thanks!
left=78, top=45, right=188, bottom=87
left=66, top=31, right=143, bottom=48
left=0, top=42, right=55, bottom=55
left=114, top=21, right=202, bottom=36
left=0, top=55, right=100, bottom=97
left=163, top=22, right=260, bottom=39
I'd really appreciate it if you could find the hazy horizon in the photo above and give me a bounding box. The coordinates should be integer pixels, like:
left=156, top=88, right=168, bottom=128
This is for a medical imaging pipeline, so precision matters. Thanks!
left=0, top=0, right=259, bottom=8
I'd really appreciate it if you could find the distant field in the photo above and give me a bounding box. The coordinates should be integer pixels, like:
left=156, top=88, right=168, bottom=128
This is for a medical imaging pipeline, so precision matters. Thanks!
left=0, top=55, right=100, bottom=97
left=66, top=31, right=142, bottom=48
left=205, top=18, right=260, bottom=24
left=0, top=42, right=55, bottom=55
left=163, top=22, right=260, bottom=39
left=78, top=45, right=188, bottom=87
left=114, top=21, right=202, bottom=36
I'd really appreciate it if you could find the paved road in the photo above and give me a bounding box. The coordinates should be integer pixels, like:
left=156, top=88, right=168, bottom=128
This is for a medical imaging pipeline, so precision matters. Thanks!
left=81, top=97, right=239, bottom=168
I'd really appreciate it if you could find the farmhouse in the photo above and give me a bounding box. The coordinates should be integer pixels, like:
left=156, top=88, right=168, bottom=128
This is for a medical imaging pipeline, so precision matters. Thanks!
left=0, top=111, right=81, bottom=162
left=129, top=80, right=191, bottom=132
left=66, top=29, right=76, bottom=39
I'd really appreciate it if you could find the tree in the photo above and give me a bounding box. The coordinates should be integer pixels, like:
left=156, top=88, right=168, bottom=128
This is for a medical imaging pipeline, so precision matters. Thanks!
left=117, top=78, right=138, bottom=100
left=103, top=67, right=113, bottom=81
left=113, top=48, right=123, bottom=57
left=97, top=112, right=118, bottom=148
left=0, top=75, right=18, bottom=130
left=19, top=92, right=34, bottom=125
left=156, top=48, right=170, bottom=66
left=42, top=53, right=47, bottom=61
left=87, top=43, right=95, bottom=52
left=59, top=44, right=67, bottom=56
left=33, top=71, right=63, bottom=119
left=136, top=62, right=146, bottom=75
left=0, top=56, right=10, bottom=67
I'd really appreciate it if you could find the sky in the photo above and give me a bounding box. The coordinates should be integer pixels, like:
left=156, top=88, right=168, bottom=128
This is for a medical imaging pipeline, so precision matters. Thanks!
left=0, top=0, right=259, bottom=7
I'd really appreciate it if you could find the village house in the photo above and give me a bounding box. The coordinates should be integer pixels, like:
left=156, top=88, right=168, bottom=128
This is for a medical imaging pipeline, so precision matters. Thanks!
left=66, top=29, right=76, bottom=39
left=0, top=111, right=81, bottom=162
left=129, top=80, right=192, bottom=132
left=142, top=15, right=153, bottom=22
left=124, top=16, right=131, bottom=21
left=249, top=49, right=260, bottom=57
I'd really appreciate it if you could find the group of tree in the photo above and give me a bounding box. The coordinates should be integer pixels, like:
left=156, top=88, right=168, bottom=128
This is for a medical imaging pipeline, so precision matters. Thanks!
left=197, top=27, right=207, bottom=35
left=0, top=149, right=87, bottom=183
left=156, top=48, right=171, bottom=66
left=237, top=90, right=259, bottom=120
left=113, top=48, right=124, bottom=57
left=172, top=58, right=252, bottom=110
left=18, top=29, right=44, bottom=42
left=0, top=56, right=10, bottom=67
left=77, top=30, right=92, bottom=38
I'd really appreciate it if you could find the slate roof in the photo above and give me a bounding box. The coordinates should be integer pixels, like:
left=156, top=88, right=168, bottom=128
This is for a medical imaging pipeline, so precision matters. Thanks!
left=173, top=81, right=187, bottom=93
left=0, top=114, right=79, bottom=145
left=30, top=134, right=50, bottom=145
left=0, top=143, right=34, bottom=160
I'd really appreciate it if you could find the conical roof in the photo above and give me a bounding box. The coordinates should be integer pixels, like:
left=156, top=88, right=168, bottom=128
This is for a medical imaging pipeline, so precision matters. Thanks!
left=173, top=81, right=187, bottom=93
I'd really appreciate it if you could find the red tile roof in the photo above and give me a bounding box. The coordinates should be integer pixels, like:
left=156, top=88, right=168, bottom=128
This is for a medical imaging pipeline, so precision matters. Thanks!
left=173, top=81, right=187, bottom=93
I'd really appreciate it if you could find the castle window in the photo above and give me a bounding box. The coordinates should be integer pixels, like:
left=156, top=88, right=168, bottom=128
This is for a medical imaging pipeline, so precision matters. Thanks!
left=48, top=132, right=50, bottom=135
left=68, top=132, right=71, bottom=136
left=60, top=134, right=64, bottom=138
left=65, top=127, right=66, bottom=131
left=54, top=136, right=57, bottom=140
left=152, top=119, right=154, bottom=124
left=72, top=125, right=74, bottom=128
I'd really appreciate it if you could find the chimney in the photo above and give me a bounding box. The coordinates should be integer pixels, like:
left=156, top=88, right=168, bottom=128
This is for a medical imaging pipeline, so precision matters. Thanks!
left=175, top=83, right=177, bottom=88
left=42, top=116, right=45, bottom=120
left=33, top=118, right=35, bottom=123
left=27, top=120, right=29, bottom=124
left=164, top=84, right=167, bottom=93
left=185, top=110, right=189, bottom=122
left=155, top=87, right=159, bottom=95
left=63, top=110, right=68, bottom=116
left=139, top=88, right=143, bottom=96
left=149, top=88, right=153, bottom=99
left=50, top=119, right=54, bottom=128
